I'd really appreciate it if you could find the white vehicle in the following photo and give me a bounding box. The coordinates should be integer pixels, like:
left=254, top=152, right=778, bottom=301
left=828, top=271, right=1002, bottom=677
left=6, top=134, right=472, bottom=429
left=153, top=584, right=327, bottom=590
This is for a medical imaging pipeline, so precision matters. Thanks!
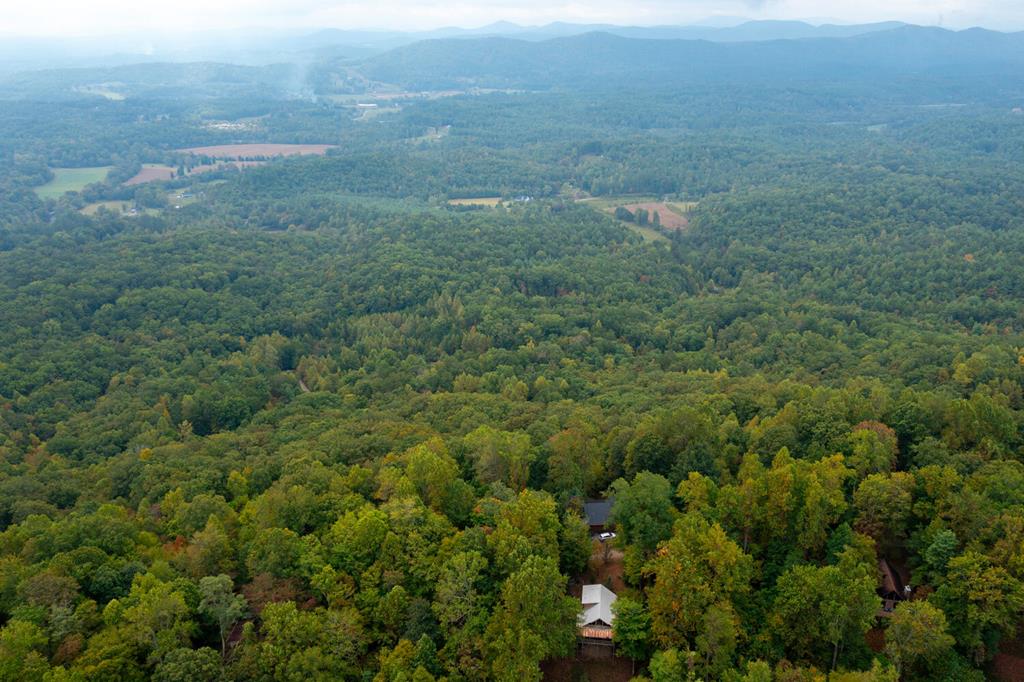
left=597, top=531, right=616, bottom=542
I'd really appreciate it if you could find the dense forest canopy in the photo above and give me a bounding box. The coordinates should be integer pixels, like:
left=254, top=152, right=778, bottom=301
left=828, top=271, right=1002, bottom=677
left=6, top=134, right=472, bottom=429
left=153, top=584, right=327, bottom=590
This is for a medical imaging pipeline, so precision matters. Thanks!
left=0, top=22, right=1023, bottom=682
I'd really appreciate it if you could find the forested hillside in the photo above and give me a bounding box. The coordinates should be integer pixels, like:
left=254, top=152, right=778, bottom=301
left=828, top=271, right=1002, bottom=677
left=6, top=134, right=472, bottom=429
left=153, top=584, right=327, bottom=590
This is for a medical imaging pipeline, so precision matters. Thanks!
left=360, top=27, right=1024, bottom=91
left=0, top=24, right=1023, bottom=682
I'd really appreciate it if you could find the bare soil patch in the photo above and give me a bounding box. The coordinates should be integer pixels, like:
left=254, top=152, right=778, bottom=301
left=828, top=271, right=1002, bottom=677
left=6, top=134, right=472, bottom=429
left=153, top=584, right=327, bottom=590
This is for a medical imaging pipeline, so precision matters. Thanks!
left=620, top=202, right=689, bottom=230
left=124, top=164, right=175, bottom=186
left=992, top=653, right=1024, bottom=682
left=448, top=197, right=502, bottom=207
left=542, top=655, right=633, bottom=682
left=993, top=632, right=1024, bottom=682
left=80, top=200, right=131, bottom=215
left=179, top=144, right=334, bottom=158
left=865, top=628, right=885, bottom=653
left=581, top=542, right=627, bottom=595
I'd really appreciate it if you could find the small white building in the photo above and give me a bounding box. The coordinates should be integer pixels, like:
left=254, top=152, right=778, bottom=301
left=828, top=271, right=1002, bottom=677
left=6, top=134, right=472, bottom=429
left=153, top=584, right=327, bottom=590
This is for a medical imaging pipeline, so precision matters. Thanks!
left=579, top=584, right=617, bottom=631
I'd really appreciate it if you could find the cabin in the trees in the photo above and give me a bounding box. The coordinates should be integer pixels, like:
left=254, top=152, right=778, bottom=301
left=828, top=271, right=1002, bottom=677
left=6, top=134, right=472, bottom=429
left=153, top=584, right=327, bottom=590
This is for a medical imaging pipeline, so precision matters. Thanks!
left=579, top=583, right=617, bottom=639
left=878, top=558, right=911, bottom=615
left=584, top=498, right=613, bottom=534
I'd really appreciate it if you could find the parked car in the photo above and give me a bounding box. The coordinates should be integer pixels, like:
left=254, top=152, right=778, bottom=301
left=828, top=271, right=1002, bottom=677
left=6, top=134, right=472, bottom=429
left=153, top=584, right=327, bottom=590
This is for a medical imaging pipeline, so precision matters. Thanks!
left=597, top=532, right=616, bottom=542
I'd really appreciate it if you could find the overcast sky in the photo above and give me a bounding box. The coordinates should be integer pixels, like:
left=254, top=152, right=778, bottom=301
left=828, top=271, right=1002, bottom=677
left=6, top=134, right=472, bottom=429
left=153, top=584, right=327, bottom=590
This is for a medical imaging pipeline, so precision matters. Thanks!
left=3, top=0, right=1023, bottom=37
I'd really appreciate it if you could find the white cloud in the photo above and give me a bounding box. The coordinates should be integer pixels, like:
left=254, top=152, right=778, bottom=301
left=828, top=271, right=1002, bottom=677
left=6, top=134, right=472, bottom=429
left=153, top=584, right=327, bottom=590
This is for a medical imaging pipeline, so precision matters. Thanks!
left=1, top=0, right=1021, bottom=36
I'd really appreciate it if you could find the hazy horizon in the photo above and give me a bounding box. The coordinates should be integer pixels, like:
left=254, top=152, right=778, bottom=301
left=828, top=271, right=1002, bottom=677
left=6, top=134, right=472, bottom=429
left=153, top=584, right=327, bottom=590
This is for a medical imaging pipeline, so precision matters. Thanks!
left=2, top=0, right=1023, bottom=38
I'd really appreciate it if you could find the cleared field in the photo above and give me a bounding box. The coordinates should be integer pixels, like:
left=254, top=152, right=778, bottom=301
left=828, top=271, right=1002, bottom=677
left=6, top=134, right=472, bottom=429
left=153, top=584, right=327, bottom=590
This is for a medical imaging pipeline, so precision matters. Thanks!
left=80, top=200, right=131, bottom=215
left=179, top=144, right=334, bottom=158
left=411, top=125, right=451, bottom=144
left=189, top=160, right=266, bottom=174
left=578, top=195, right=693, bottom=231
left=80, top=201, right=163, bottom=217
left=357, top=105, right=401, bottom=121
left=169, top=189, right=202, bottom=208
left=34, top=167, right=112, bottom=199
left=124, top=164, right=176, bottom=186
left=625, top=224, right=669, bottom=243
left=619, top=202, right=690, bottom=230
left=448, top=197, right=502, bottom=207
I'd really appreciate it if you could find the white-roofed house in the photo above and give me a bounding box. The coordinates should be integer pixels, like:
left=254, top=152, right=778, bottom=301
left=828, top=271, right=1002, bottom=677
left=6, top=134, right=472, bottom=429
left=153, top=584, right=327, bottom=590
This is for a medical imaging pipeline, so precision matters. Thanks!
left=579, top=583, right=617, bottom=651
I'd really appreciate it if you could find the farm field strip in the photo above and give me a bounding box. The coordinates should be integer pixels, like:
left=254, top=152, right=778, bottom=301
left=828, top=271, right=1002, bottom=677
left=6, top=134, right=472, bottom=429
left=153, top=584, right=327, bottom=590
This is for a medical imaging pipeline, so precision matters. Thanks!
left=188, top=161, right=266, bottom=174
left=40, top=147, right=334, bottom=196
left=80, top=200, right=132, bottom=215
left=447, top=197, right=503, bottom=207
left=578, top=195, right=692, bottom=230
left=617, top=202, right=690, bottom=230
left=33, top=167, right=113, bottom=199
left=124, top=164, right=176, bottom=186
left=178, top=143, right=335, bottom=158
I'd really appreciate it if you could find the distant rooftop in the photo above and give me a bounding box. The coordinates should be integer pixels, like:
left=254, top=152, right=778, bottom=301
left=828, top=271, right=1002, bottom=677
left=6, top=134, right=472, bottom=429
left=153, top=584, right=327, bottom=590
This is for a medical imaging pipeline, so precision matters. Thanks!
left=584, top=498, right=613, bottom=526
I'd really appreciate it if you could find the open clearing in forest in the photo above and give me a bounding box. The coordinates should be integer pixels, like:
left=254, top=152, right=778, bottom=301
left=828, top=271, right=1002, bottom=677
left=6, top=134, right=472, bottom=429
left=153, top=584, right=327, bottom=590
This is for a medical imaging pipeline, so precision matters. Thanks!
left=79, top=200, right=162, bottom=217
left=993, top=653, right=1024, bottom=682
left=34, top=167, right=112, bottom=199
left=38, top=150, right=296, bottom=195
left=578, top=194, right=660, bottom=210
left=618, top=201, right=690, bottom=230
left=178, top=143, right=335, bottom=158
left=448, top=197, right=503, bottom=207
left=586, top=546, right=627, bottom=594
left=625, top=224, right=668, bottom=243
left=124, top=164, right=177, bottom=186
left=124, top=161, right=265, bottom=187
left=542, top=657, right=633, bottom=682
left=577, top=195, right=693, bottom=239
left=81, top=188, right=203, bottom=216
left=992, top=632, right=1024, bottom=682
left=81, top=200, right=132, bottom=215
left=188, top=160, right=266, bottom=174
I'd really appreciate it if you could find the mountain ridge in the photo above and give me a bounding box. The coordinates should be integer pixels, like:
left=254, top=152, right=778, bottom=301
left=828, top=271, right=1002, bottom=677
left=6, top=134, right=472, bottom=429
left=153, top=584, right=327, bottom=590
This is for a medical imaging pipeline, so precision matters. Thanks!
left=359, top=25, right=1024, bottom=91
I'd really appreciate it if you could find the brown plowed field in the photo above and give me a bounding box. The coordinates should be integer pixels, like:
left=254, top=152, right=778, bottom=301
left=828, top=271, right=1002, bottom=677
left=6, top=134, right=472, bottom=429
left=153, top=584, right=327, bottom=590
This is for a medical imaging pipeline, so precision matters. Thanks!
left=179, top=144, right=334, bottom=158
left=620, top=202, right=689, bottom=230
left=124, top=165, right=176, bottom=186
